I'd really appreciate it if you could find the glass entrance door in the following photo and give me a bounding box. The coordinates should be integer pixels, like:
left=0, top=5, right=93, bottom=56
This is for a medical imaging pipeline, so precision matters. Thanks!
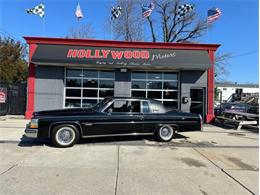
left=190, top=88, right=205, bottom=120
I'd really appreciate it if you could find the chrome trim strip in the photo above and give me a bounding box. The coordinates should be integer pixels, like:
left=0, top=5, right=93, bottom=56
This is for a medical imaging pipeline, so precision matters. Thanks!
left=83, top=121, right=197, bottom=125
left=82, top=132, right=154, bottom=138
left=25, top=128, right=38, bottom=138
left=83, top=123, right=93, bottom=126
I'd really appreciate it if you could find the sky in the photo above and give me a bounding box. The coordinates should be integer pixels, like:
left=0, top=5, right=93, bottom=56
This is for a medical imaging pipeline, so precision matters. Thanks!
left=0, top=0, right=259, bottom=84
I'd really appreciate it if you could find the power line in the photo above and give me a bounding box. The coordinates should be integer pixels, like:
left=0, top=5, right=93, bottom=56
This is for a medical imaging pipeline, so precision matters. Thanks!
left=0, top=27, right=20, bottom=42
left=230, top=50, right=258, bottom=58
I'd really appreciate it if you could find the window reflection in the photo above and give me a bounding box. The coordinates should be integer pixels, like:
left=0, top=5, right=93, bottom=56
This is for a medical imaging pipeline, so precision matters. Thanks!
left=99, top=90, right=114, bottom=97
left=148, top=72, right=162, bottom=80
left=83, top=70, right=98, bottom=78
left=83, top=89, right=98, bottom=97
left=66, top=89, right=81, bottom=97
left=66, top=79, right=81, bottom=87
left=83, top=79, right=98, bottom=88
left=66, top=69, right=82, bottom=77
left=82, top=99, right=98, bottom=108
left=65, top=99, right=81, bottom=107
left=131, top=71, right=179, bottom=109
left=65, top=69, right=114, bottom=108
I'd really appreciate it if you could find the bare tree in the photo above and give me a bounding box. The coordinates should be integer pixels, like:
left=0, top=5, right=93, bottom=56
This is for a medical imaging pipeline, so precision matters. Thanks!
left=110, top=0, right=208, bottom=43
left=146, top=0, right=208, bottom=43
left=68, top=23, right=94, bottom=39
left=111, top=0, right=143, bottom=41
left=215, top=52, right=232, bottom=82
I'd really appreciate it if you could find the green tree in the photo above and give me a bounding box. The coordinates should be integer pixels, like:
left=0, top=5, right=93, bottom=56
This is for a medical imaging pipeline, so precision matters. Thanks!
left=0, top=37, right=28, bottom=83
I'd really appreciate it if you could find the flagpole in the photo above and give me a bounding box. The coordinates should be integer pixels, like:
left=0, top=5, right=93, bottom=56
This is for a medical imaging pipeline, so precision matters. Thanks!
left=142, top=18, right=145, bottom=41
left=42, top=17, right=45, bottom=36
left=206, top=22, right=209, bottom=43
left=110, top=19, right=113, bottom=40
left=110, top=5, right=113, bottom=40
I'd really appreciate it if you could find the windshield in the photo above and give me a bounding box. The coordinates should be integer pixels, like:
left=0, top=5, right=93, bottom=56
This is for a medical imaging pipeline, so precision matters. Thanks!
left=93, top=97, right=112, bottom=111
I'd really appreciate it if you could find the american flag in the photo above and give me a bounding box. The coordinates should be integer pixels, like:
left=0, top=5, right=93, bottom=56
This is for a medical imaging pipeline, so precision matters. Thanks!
left=142, top=2, right=155, bottom=18
left=75, top=3, right=83, bottom=19
left=207, top=8, right=221, bottom=23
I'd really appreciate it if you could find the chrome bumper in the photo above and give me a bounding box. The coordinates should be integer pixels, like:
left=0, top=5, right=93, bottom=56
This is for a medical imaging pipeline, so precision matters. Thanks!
left=25, top=125, right=38, bottom=138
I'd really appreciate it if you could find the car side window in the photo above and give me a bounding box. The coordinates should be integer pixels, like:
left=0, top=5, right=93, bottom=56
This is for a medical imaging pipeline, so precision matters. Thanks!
left=131, top=101, right=141, bottom=113
left=105, top=100, right=128, bottom=113
left=150, top=100, right=166, bottom=113
left=104, top=100, right=141, bottom=113
left=142, top=101, right=150, bottom=113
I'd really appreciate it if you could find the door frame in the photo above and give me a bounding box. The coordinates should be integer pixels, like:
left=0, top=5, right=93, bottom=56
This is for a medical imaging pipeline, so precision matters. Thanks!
left=190, top=87, right=206, bottom=121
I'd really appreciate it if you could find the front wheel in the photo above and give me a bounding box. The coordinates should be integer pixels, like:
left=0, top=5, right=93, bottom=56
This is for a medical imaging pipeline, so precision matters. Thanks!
left=51, top=125, right=79, bottom=148
left=156, top=125, right=175, bottom=142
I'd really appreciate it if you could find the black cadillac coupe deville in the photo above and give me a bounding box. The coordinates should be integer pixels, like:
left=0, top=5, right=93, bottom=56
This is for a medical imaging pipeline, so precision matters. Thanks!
left=25, top=97, right=202, bottom=147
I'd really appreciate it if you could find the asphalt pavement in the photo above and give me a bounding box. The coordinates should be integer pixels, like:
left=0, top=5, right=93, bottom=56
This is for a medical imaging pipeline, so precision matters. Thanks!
left=0, top=118, right=258, bottom=195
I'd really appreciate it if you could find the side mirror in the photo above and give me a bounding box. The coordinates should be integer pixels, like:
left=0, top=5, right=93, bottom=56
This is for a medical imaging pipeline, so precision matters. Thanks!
left=108, top=108, right=113, bottom=114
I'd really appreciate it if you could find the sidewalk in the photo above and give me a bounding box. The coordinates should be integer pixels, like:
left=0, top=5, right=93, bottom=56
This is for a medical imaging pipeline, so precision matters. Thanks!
left=0, top=118, right=258, bottom=195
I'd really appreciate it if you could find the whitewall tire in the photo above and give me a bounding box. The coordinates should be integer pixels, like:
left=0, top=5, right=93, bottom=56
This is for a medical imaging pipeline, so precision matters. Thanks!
left=51, top=125, right=79, bottom=148
left=156, top=125, right=175, bottom=142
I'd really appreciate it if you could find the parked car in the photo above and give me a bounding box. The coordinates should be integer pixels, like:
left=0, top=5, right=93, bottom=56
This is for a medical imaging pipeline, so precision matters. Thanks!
left=214, top=102, right=259, bottom=116
left=25, top=97, right=202, bottom=147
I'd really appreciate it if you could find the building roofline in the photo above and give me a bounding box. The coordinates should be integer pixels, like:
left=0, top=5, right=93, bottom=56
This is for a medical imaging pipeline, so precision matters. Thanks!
left=23, top=36, right=220, bottom=51
left=216, top=82, right=259, bottom=88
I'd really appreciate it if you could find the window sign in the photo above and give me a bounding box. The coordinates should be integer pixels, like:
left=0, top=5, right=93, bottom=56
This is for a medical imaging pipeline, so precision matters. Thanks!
left=0, top=88, right=7, bottom=103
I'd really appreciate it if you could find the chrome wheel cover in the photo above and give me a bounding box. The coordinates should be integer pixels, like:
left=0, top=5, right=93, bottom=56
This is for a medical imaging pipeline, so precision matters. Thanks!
left=55, top=127, right=75, bottom=146
left=159, top=126, right=173, bottom=140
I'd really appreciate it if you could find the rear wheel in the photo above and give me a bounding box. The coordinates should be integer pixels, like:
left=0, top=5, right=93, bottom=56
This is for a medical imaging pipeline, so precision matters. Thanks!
left=51, top=124, right=79, bottom=148
left=156, top=125, right=175, bottom=142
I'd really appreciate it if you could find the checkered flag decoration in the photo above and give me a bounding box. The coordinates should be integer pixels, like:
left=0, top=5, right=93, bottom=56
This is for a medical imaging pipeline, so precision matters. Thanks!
left=111, top=6, right=122, bottom=20
left=26, top=3, right=45, bottom=18
left=177, top=4, right=194, bottom=20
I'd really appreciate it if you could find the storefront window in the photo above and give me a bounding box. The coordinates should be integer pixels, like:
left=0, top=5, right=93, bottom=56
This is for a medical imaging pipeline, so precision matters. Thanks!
left=132, top=91, right=146, bottom=98
left=147, top=81, right=162, bottom=89
left=83, top=89, right=98, bottom=97
left=83, top=70, right=98, bottom=78
left=163, top=81, right=177, bottom=90
left=65, top=99, right=81, bottom=108
left=132, top=81, right=146, bottom=89
left=148, top=91, right=162, bottom=99
left=99, top=89, right=114, bottom=97
left=163, top=73, right=178, bottom=80
left=132, top=72, right=146, bottom=79
left=131, top=71, right=179, bottom=109
left=83, top=79, right=98, bottom=88
left=66, top=69, right=82, bottom=77
left=148, top=72, right=162, bottom=80
left=66, top=79, right=81, bottom=87
left=99, top=80, right=114, bottom=88
left=66, top=89, right=81, bottom=97
left=163, top=91, right=178, bottom=99
left=99, top=71, right=114, bottom=79
left=82, top=99, right=98, bottom=108
left=65, top=68, right=114, bottom=108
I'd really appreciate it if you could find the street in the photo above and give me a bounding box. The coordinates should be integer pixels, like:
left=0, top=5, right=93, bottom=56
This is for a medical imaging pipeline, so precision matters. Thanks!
left=0, top=118, right=258, bottom=195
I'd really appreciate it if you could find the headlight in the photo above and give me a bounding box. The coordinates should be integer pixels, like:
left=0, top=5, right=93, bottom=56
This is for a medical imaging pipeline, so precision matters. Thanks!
left=29, top=118, right=38, bottom=129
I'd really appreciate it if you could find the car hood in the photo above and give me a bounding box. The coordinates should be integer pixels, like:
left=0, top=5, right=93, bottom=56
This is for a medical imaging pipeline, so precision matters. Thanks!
left=33, top=108, right=98, bottom=117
